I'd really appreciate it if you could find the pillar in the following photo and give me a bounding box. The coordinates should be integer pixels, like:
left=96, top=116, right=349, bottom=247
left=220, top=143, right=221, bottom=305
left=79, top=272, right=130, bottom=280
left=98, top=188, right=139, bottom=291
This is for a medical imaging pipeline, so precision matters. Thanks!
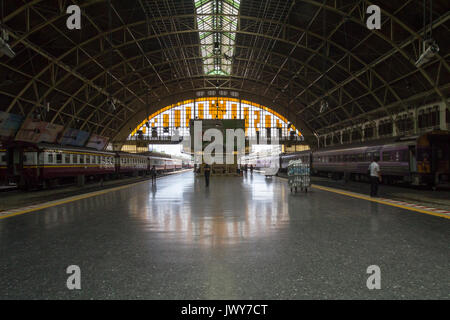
left=392, top=117, right=398, bottom=137
left=375, top=120, right=380, bottom=139
left=412, top=109, right=418, bottom=134
left=440, top=102, right=448, bottom=130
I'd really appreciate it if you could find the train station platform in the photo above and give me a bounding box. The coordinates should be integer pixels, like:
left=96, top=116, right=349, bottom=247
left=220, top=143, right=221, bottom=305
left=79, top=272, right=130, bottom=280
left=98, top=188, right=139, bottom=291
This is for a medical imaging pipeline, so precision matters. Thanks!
left=0, top=171, right=449, bottom=299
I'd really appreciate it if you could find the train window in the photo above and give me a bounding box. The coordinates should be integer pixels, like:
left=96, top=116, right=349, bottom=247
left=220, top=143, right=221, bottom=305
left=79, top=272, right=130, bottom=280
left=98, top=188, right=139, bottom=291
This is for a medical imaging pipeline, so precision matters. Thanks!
left=73, top=155, right=78, bottom=164
left=64, top=154, right=71, bottom=164
left=56, top=154, right=62, bottom=164
left=382, top=152, right=391, bottom=162
left=48, top=154, right=53, bottom=163
left=96, top=156, right=100, bottom=164
left=86, top=155, right=91, bottom=164
left=1, top=154, right=6, bottom=163
left=80, top=155, right=85, bottom=164
left=394, top=152, right=400, bottom=162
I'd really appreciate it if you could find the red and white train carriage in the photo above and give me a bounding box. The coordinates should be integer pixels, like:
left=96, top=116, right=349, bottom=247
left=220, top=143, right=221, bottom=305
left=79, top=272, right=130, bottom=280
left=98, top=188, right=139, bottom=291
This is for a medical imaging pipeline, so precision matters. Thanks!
left=0, top=142, right=186, bottom=189
left=0, top=144, right=7, bottom=185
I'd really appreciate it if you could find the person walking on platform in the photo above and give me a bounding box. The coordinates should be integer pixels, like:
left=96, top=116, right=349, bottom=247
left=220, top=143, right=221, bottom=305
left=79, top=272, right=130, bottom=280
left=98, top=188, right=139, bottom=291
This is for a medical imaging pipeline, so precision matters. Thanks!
left=204, top=164, right=211, bottom=187
left=150, top=165, right=157, bottom=185
left=369, top=158, right=381, bottom=197
left=250, top=164, right=254, bottom=174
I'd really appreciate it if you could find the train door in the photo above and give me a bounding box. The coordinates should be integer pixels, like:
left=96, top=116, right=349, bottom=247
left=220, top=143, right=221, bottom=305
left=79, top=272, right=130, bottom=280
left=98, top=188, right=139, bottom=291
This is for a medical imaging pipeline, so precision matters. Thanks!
left=409, top=146, right=417, bottom=172
left=7, top=147, right=23, bottom=177
left=431, top=139, right=450, bottom=184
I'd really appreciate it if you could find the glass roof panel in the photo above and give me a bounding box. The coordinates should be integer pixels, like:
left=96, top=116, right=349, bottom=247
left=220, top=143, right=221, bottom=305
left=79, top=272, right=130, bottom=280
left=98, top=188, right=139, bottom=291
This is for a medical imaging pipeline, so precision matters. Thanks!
left=195, top=0, right=240, bottom=76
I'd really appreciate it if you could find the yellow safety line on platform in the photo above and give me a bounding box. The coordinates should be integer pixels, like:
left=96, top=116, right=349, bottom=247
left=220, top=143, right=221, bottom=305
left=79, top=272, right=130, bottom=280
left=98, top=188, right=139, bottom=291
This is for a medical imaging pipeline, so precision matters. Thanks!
left=276, top=175, right=449, bottom=219
left=0, top=170, right=192, bottom=220
left=310, top=184, right=449, bottom=220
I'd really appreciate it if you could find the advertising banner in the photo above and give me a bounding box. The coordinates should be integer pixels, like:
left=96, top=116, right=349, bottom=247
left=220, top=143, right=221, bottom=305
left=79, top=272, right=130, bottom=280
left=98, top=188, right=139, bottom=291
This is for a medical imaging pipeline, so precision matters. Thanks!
left=85, top=134, right=109, bottom=150
left=59, top=128, right=90, bottom=147
left=0, top=111, right=24, bottom=140
left=15, top=118, right=63, bottom=143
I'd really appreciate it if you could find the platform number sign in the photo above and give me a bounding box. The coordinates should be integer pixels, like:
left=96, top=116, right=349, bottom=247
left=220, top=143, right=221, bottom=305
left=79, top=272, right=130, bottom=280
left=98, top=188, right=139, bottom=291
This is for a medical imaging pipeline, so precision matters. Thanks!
left=66, top=265, right=81, bottom=290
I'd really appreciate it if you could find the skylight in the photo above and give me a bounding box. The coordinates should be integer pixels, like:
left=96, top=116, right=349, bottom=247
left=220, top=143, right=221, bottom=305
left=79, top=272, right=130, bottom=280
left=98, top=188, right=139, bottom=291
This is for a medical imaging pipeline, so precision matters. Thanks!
left=195, top=0, right=240, bottom=76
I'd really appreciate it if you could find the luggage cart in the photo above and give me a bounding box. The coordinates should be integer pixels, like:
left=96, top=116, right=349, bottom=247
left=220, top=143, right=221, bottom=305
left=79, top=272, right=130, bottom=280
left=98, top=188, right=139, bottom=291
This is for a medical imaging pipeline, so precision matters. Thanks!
left=287, top=160, right=311, bottom=193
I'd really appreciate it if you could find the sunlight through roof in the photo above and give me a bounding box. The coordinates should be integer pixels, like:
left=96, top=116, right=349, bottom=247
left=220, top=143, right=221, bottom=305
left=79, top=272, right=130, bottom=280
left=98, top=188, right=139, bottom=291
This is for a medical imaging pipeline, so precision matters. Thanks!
left=195, top=0, right=240, bottom=76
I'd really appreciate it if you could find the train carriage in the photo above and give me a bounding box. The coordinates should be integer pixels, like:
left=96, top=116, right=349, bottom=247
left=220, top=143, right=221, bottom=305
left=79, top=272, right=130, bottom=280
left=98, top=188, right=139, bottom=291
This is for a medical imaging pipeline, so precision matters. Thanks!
left=310, top=130, right=450, bottom=187
left=0, top=141, right=187, bottom=189
left=39, top=146, right=116, bottom=183
left=0, top=144, right=7, bottom=185
left=1, top=142, right=117, bottom=189
left=149, top=156, right=169, bottom=173
left=115, top=152, right=149, bottom=177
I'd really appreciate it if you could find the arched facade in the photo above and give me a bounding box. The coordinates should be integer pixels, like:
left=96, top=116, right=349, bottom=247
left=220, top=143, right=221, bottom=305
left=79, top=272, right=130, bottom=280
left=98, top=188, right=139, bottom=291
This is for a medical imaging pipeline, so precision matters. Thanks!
left=130, top=97, right=302, bottom=140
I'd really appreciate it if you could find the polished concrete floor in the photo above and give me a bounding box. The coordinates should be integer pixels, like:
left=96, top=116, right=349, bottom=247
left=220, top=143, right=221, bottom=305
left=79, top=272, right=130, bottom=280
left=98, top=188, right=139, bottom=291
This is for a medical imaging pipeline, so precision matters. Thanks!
left=0, top=171, right=449, bottom=299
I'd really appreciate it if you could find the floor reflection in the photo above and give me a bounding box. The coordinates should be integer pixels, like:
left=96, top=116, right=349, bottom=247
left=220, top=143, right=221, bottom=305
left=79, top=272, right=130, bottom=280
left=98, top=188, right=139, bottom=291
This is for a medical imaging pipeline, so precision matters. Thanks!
left=130, top=172, right=290, bottom=247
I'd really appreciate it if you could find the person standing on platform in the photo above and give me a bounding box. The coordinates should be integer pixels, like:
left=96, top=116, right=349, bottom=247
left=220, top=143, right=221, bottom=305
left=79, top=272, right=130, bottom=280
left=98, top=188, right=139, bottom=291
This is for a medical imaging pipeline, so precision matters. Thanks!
left=250, top=164, right=254, bottom=174
left=150, top=165, right=157, bottom=185
left=204, top=164, right=211, bottom=187
left=369, top=157, right=381, bottom=197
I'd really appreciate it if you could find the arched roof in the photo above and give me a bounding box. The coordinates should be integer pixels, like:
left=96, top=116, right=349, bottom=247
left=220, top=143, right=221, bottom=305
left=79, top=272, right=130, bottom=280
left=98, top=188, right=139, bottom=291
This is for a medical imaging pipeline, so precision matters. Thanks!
left=0, top=0, right=448, bottom=144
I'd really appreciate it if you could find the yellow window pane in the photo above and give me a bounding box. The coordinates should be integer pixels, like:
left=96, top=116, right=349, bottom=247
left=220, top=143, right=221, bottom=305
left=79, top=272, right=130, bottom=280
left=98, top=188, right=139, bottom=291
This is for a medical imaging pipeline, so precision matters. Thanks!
left=265, top=115, right=271, bottom=128
left=175, top=110, right=181, bottom=128
left=186, top=107, right=191, bottom=127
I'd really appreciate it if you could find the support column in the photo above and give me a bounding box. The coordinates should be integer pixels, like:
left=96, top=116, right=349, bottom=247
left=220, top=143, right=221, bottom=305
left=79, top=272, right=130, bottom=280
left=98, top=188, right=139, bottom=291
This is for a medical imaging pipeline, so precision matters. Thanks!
left=412, top=109, right=418, bottom=134
left=340, top=130, right=343, bottom=144
left=375, top=120, right=380, bottom=139
left=439, top=102, right=448, bottom=130
left=392, top=118, right=398, bottom=137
